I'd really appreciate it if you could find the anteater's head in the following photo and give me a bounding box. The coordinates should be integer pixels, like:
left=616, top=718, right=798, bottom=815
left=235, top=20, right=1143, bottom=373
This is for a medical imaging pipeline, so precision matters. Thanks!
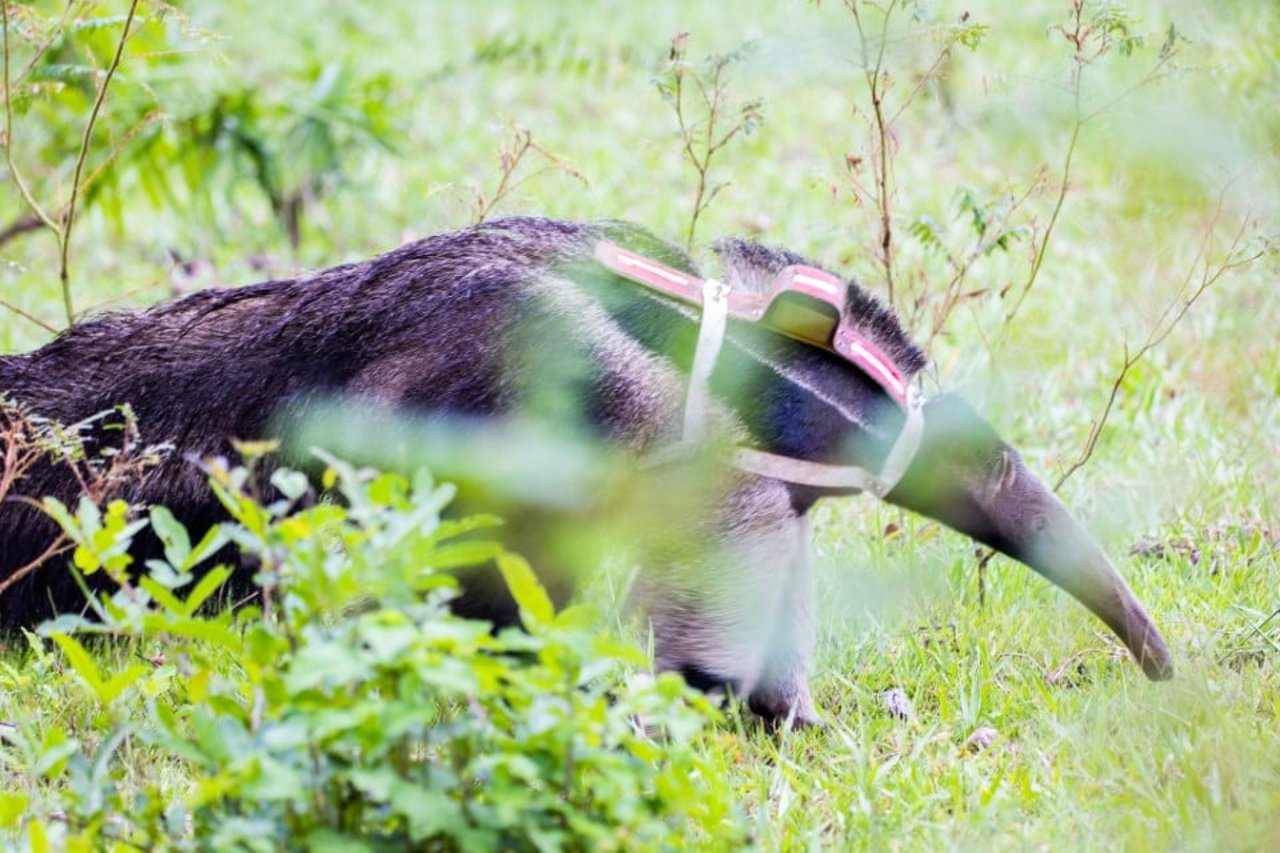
left=886, top=393, right=1172, bottom=680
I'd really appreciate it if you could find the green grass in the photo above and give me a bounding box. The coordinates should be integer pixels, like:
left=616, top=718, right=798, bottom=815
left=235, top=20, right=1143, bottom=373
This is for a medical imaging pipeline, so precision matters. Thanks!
left=2, top=0, right=1278, bottom=848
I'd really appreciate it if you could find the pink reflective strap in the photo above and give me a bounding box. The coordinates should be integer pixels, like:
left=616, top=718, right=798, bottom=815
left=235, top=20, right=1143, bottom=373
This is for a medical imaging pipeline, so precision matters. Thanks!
left=594, top=242, right=704, bottom=303
left=595, top=240, right=911, bottom=409
left=833, top=329, right=908, bottom=407
left=774, top=265, right=846, bottom=311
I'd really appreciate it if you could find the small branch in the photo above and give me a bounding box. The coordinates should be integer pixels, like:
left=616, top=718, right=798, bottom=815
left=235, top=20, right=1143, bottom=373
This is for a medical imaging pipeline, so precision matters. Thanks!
left=1002, top=3, right=1182, bottom=337
left=0, top=298, right=58, bottom=333
left=843, top=3, right=980, bottom=311
left=0, top=212, right=42, bottom=248
left=658, top=34, right=761, bottom=252
left=57, top=0, right=142, bottom=325
left=2, top=0, right=62, bottom=237
left=848, top=0, right=901, bottom=305
left=78, top=106, right=162, bottom=195
left=926, top=178, right=1040, bottom=346
left=1052, top=341, right=1132, bottom=492
left=471, top=127, right=586, bottom=225
left=0, top=538, right=73, bottom=598
left=1003, top=74, right=1082, bottom=333
left=886, top=31, right=957, bottom=128
left=1053, top=187, right=1263, bottom=492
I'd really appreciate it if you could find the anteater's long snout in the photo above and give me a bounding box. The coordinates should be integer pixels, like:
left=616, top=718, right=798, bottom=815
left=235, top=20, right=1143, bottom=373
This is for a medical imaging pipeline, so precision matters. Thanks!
left=885, top=393, right=1173, bottom=680
left=1020, top=494, right=1172, bottom=680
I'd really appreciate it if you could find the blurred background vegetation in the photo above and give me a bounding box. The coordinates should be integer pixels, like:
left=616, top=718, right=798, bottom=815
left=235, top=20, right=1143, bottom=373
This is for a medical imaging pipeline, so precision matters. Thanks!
left=1, top=0, right=1278, bottom=848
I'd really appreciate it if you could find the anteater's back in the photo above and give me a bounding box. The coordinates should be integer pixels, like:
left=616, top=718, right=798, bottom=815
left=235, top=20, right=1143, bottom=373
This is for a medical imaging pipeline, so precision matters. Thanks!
left=0, top=217, right=629, bottom=624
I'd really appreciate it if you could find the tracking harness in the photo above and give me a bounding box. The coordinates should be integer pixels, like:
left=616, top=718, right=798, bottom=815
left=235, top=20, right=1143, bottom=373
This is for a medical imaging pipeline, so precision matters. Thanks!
left=595, top=241, right=925, bottom=498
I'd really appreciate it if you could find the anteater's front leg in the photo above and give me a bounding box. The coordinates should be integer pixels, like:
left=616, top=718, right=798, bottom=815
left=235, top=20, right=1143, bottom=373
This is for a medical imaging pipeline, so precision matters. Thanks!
left=744, top=514, right=820, bottom=728
left=638, top=477, right=821, bottom=728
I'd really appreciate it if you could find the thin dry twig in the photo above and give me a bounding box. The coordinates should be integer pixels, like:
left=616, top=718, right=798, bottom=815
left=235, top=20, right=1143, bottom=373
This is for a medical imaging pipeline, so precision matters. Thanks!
left=1053, top=187, right=1265, bottom=492
left=925, top=179, right=1040, bottom=346
left=0, top=402, right=167, bottom=607
left=0, top=539, right=73, bottom=598
left=1001, top=1, right=1180, bottom=335
left=2, top=0, right=144, bottom=326
left=659, top=33, right=762, bottom=252
left=840, top=3, right=984, bottom=310
left=471, top=127, right=586, bottom=225
left=847, top=0, right=900, bottom=304
left=57, top=0, right=142, bottom=323
left=0, top=297, right=57, bottom=333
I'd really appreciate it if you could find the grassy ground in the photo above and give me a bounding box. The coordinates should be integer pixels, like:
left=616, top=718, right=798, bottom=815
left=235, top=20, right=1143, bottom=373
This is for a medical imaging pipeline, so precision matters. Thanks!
left=2, top=0, right=1277, bottom=848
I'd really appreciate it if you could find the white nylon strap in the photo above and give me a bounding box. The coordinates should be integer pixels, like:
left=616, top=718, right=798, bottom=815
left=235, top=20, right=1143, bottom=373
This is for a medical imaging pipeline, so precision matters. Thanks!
left=665, top=274, right=925, bottom=499
left=682, top=278, right=730, bottom=443
left=732, top=447, right=882, bottom=492
left=732, top=386, right=925, bottom=497
left=875, top=384, right=925, bottom=493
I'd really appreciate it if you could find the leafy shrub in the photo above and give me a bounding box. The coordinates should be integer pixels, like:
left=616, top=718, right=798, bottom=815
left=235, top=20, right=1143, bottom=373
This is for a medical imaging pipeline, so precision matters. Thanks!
left=1, top=3, right=397, bottom=264
left=0, top=454, right=745, bottom=850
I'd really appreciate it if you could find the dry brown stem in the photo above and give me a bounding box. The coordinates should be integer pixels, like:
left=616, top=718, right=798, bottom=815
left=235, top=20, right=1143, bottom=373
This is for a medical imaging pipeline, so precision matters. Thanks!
left=841, top=2, right=982, bottom=309
left=1001, top=1, right=1180, bottom=336
left=660, top=34, right=762, bottom=252
left=1053, top=187, right=1265, bottom=492
left=471, top=127, right=586, bottom=225
left=0, top=402, right=166, bottom=601
left=2, top=0, right=143, bottom=326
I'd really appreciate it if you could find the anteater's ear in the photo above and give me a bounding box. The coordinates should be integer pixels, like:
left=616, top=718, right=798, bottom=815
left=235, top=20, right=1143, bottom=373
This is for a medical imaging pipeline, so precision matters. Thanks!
left=985, top=448, right=1020, bottom=503
left=712, top=238, right=809, bottom=294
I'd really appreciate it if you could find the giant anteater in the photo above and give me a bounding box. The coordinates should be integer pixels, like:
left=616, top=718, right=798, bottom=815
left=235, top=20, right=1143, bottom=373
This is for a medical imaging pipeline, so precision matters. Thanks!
left=0, top=217, right=1171, bottom=726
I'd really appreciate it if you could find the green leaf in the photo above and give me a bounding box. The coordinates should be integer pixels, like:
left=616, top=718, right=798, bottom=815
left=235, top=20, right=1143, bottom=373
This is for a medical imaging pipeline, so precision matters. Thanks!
left=145, top=558, right=193, bottom=590
left=73, top=544, right=102, bottom=574
left=553, top=604, right=599, bottom=632
left=150, top=505, right=191, bottom=569
left=0, top=792, right=28, bottom=829
left=50, top=633, right=104, bottom=698
left=140, top=613, right=242, bottom=651
left=29, top=63, right=99, bottom=84
left=34, top=729, right=79, bottom=780
left=271, top=468, right=311, bottom=501
left=430, top=540, right=505, bottom=569
left=66, top=13, right=132, bottom=34
left=246, top=756, right=306, bottom=802
left=98, top=665, right=150, bottom=703
left=140, top=576, right=187, bottom=615
left=186, top=524, right=230, bottom=571
left=28, top=818, right=50, bottom=853
left=184, top=564, right=234, bottom=615
left=285, top=640, right=368, bottom=691
left=50, top=632, right=147, bottom=704
left=321, top=466, right=339, bottom=490
left=496, top=552, right=554, bottom=627
left=389, top=780, right=466, bottom=841
left=359, top=621, right=417, bottom=663
left=40, top=497, right=78, bottom=538
left=429, top=514, right=505, bottom=542
left=347, top=766, right=398, bottom=801
left=35, top=613, right=98, bottom=636
left=306, top=829, right=376, bottom=853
